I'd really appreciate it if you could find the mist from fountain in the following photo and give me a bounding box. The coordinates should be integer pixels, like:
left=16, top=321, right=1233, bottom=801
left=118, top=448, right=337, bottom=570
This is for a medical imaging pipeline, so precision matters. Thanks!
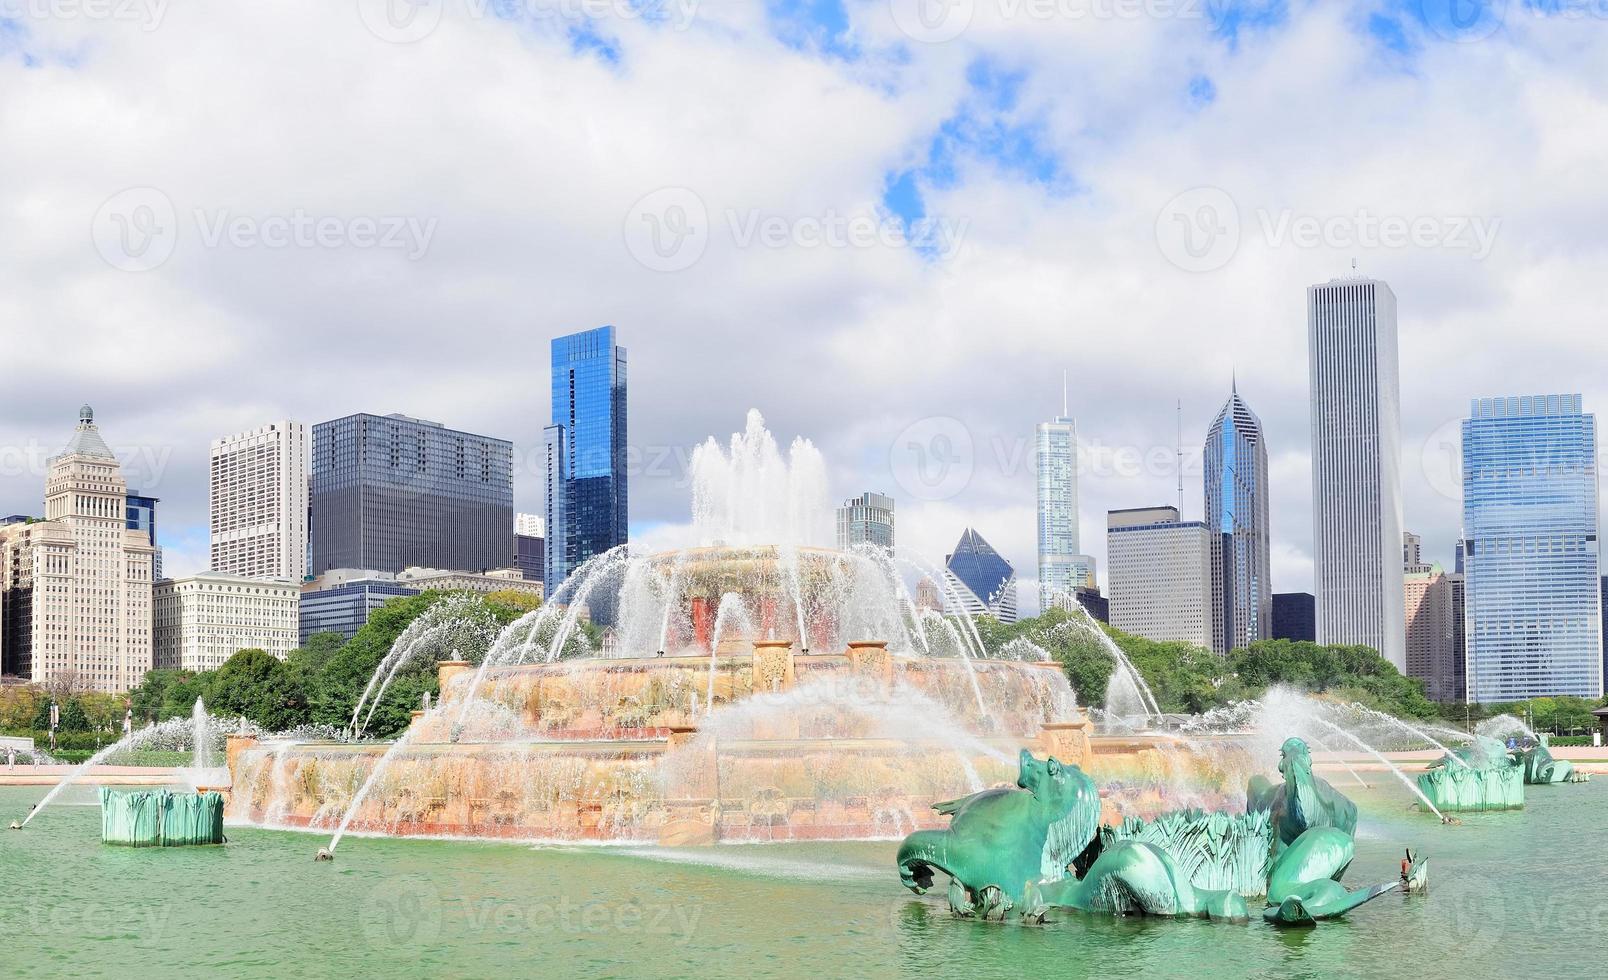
left=17, top=710, right=257, bottom=827
left=706, top=592, right=755, bottom=716
left=192, top=698, right=210, bottom=771
left=349, top=593, right=502, bottom=737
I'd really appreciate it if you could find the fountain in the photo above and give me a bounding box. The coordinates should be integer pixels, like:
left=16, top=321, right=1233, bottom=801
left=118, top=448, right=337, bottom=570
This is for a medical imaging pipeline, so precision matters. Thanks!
left=225, top=412, right=1109, bottom=850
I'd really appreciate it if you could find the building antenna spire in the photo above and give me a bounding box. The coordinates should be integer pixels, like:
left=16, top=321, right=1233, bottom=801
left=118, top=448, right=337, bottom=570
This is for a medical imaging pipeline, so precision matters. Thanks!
left=1061, top=369, right=1068, bottom=419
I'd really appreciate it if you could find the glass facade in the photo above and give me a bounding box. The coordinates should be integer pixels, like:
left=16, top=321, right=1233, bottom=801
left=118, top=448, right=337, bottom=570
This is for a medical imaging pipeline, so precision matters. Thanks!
left=309, top=414, right=513, bottom=576
left=1463, top=393, right=1603, bottom=701
left=835, top=492, right=895, bottom=550
left=126, top=492, right=161, bottom=578
left=1035, top=416, right=1081, bottom=611
left=1203, top=386, right=1270, bottom=652
left=545, top=326, right=628, bottom=589
left=298, top=581, right=420, bottom=644
left=515, top=533, right=545, bottom=584
left=944, top=528, right=1018, bottom=623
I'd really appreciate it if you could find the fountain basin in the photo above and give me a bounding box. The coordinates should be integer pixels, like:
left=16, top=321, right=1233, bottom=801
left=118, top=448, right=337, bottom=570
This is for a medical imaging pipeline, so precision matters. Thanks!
left=445, top=647, right=1075, bottom=741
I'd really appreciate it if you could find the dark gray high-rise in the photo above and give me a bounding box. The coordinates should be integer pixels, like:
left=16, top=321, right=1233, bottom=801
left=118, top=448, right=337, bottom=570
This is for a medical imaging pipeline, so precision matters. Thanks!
left=310, top=413, right=513, bottom=576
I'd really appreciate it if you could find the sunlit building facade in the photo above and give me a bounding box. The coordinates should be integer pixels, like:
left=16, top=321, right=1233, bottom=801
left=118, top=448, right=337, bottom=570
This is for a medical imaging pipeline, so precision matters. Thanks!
left=1308, top=278, right=1405, bottom=668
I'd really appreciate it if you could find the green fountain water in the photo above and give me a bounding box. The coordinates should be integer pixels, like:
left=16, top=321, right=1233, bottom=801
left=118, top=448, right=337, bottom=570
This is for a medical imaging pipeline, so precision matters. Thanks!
left=2, top=780, right=1605, bottom=978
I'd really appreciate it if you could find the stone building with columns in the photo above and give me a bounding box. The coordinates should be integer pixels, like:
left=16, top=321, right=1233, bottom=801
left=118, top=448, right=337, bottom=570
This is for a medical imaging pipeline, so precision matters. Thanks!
left=0, top=406, right=155, bottom=693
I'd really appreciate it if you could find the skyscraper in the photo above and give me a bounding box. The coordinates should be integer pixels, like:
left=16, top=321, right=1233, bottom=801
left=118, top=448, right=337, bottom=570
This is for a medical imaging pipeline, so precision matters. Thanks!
left=545, top=326, right=628, bottom=590
left=836, top=492, right=895, bottom=551
left=1035, top=404, right=1082, bottom=612
left=125, top=491, right=161, bottom=579
left=515, top=512, right=545, bottom=585
left=943, top=528, right=1018, bottom=623
left=1404, top=565, right=1457, bottom=702
left=0, top=406, right=155, bottom=692
left=1106, top=506, right=1211, bottom=647
left=211, top=421, right=309, bottom=581
left=1308, top=277, right=1405, bottom=668
left=1462, top=394, right=1603, bottom=700
left=1203, top=382, right=1270, bottom=653
left=310, top=413, right=513, bottom=576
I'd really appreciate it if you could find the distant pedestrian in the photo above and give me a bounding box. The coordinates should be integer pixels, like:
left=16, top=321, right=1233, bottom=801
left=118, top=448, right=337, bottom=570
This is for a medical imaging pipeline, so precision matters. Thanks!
left=5, top=747, right=13, bottom=770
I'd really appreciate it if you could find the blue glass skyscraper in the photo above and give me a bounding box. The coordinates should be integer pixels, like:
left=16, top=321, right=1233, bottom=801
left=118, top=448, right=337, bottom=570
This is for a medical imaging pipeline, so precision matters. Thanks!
left=545, top=326, right=628, bottom=589
left=1203, top=382, right=1270, bottom=652
left=1462, top=394, right=1603, bottom=701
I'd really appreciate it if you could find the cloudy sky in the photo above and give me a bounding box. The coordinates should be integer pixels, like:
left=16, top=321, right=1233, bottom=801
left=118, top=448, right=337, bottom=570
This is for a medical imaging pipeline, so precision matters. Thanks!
left=2, top=0, right=1604, bottom=612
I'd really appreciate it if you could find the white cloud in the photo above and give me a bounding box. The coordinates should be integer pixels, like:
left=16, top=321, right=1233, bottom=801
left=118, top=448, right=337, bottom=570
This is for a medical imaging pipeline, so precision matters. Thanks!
left=3, top=0, right=1606, bottom=615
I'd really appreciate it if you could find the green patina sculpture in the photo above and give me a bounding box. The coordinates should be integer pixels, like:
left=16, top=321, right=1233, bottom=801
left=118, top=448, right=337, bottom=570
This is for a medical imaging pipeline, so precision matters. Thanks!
left=1262, top=826, right=1402, bottom=926
left=1100, top=808, right=1272, bottom=897
left=1246, top=737, right=1357, bottom=854
left=1517, top=743, right=1586, bottom=785
left=1419, top=736, right=1524, bottom=811
left=1024, top=839, right=1250, bottom=922
left=897, top=749, right=1101, bottom=917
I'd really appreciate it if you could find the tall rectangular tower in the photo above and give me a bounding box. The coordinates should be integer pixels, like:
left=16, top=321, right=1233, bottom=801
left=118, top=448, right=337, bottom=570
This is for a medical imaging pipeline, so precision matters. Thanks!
left=545, top=326, right=628, bottom=590
left=1308, top=278, right=1405, bottom=668
left=1462, top=394, right=1603, bottom=700
left=210, top=421, right=309, bottom=581
left=310, top=413, right=513, bottom=576
left=1036, top=412, right=1083, bottom=612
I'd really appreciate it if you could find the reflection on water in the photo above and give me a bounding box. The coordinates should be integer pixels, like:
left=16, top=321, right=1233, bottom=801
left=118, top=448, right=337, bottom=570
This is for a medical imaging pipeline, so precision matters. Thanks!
left=2, top=781, right=1604, bottom=978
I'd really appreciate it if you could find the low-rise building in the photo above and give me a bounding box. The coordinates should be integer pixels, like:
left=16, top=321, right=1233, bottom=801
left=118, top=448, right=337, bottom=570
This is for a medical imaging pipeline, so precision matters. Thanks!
left=395, top=566, right=543, bottom=599
left=154, top=572, right=299, bottom=671
left=299, top=569, right=419, bottom=644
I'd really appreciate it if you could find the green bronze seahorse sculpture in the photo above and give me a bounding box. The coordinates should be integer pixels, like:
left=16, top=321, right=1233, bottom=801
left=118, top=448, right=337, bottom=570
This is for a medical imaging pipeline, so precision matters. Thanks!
left=1247, top=737, right=1357, bottom=856
left=1262, top=827, right=1405, bottom=926
left=897, top=750, right=1101, bottom=918
left=1517, top=743, right=1585, bottom=784
left=1022, top=839, right=1250, bottom=922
